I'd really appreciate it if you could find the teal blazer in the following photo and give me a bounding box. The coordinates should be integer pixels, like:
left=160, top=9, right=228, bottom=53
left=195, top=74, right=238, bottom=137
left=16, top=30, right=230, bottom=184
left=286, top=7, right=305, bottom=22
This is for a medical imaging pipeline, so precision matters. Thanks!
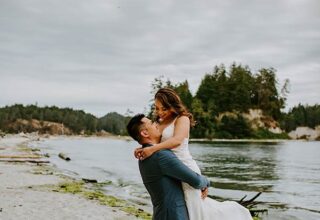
left=139, top=148, right=209, bottom=220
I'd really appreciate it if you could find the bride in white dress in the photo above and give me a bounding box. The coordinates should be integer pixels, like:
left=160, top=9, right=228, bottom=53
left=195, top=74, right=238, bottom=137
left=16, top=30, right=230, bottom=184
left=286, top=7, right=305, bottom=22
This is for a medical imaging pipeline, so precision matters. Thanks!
left=136, top=88, right=253, bottom=220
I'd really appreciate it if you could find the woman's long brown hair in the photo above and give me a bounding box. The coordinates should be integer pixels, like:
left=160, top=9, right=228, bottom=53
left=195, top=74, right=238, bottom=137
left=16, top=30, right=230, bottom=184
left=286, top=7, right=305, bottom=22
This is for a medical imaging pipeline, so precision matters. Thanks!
left=155, top=87, right=195, bottom=127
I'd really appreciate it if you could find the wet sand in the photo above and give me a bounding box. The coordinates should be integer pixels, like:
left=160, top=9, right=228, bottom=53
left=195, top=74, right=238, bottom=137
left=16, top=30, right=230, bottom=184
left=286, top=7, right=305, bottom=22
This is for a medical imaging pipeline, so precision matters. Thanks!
left=0, top=134, right=139, bottom=220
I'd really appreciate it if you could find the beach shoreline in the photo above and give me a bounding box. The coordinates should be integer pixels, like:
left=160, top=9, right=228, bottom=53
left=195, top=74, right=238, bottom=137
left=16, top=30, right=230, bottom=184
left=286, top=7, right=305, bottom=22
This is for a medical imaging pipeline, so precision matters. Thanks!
left=7, top=131, right=317, bottom=143
left=0, top=134, right=148, bottom=220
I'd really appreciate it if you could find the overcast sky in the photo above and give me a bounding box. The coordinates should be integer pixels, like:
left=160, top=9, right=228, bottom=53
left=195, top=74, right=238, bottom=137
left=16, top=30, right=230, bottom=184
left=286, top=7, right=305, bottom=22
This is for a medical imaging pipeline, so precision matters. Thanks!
left=1, top=0, right=319, bottom=117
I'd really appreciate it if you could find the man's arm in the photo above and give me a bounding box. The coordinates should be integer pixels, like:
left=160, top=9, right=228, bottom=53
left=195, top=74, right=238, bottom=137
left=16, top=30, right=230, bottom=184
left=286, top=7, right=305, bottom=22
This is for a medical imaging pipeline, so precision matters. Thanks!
left=157, top=150, right=209, bottom=189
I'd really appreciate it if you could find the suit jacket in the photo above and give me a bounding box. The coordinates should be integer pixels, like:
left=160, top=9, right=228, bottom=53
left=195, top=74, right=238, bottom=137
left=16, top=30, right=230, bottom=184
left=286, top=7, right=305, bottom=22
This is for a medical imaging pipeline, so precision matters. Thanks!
left=139, top=146, right=209, bottom=220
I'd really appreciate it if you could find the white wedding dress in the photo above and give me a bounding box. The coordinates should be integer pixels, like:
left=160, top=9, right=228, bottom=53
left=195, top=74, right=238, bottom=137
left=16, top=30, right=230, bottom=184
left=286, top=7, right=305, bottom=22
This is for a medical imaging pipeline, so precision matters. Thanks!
left=161, top=120, right=253, bottom=220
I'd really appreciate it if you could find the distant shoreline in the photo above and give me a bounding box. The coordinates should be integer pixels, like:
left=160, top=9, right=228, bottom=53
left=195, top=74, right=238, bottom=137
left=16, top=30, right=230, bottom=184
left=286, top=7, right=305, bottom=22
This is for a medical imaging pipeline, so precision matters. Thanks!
left=189, top=138, right=287, bottom=143
left=2, top=132, right=318, bottom=143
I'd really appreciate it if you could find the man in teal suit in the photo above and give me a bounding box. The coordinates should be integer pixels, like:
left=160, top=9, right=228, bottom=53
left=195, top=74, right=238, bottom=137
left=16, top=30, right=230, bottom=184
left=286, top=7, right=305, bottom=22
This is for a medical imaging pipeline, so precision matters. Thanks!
left=127, top=114, right=209, bottom=220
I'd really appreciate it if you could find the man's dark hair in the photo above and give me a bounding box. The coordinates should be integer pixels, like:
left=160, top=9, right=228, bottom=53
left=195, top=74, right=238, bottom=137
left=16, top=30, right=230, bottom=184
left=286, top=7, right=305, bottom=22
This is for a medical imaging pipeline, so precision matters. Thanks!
left=126, top=114, right=145, bottom=143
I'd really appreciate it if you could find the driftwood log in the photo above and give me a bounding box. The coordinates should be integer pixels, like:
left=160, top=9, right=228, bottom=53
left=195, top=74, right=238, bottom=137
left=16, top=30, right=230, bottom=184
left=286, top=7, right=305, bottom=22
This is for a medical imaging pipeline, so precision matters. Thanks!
left=0, top=155, right=42, bottom=159
left=58, top=153, right=71, bottom=161
left=237, top=192, right=268, bottom=217
left=0, top=154, right=48, bottom=164
left=82, top=178, right=98, bottom=183
left=0, top=159, right=49, bottom=163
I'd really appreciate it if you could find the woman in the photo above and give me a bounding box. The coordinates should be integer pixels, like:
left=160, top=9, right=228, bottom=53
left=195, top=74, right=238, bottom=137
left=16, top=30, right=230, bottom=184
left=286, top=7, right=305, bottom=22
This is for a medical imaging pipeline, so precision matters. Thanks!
left=135, top=87, right=253, bottom=220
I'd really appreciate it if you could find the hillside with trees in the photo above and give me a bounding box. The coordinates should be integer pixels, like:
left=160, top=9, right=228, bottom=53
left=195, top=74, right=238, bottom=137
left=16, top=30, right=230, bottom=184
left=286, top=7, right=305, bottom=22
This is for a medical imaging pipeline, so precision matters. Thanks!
left=98, top=112, right=131, bottom=135
left=0, top=63, right=318, bottom=139
left=280, top=104, right=320, bottom=132
left=150, top=63, right=292, bottom=139
left=0, top=104, right=130, bottom=135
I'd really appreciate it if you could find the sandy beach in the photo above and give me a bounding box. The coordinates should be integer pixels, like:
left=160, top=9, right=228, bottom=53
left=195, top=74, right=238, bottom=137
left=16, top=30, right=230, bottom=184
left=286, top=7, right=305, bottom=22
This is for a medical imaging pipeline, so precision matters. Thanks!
left=0, top=134, right=141, bottom=220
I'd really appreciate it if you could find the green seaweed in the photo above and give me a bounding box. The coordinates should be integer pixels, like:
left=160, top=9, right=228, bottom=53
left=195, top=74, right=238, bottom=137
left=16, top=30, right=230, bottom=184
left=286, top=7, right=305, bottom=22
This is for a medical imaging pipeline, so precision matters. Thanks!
left=121, top=206, right=152, bottom=219
left=83, top=191, right=124, bottom=207
left=57, top=181, right=84, bottom=194
left=54, top=181, right=151, bottom=219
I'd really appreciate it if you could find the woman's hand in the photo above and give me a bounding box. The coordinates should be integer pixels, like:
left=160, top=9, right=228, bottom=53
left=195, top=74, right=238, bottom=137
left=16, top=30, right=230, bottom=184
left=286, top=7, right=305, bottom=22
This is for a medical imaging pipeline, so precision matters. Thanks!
left=201, top=187, right=208, bottom=199
left=137, top=146, right=156, bottom=160
left=134, top=146, right=155, bottom=160
left=141, top=147, right=155, bottom=160
left=134, top=147, right=143, bottom=159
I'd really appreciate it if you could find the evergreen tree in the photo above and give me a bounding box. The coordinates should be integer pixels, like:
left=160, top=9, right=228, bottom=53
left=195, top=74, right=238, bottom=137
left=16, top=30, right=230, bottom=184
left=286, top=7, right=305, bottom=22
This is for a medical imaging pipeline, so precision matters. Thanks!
left=174, top=80, right=193, bottom=111
left=253, top=68, right=284, bottom=120
left=281, top=104, right=320, bottom=131
left=228, top=63, right=254, bottom=112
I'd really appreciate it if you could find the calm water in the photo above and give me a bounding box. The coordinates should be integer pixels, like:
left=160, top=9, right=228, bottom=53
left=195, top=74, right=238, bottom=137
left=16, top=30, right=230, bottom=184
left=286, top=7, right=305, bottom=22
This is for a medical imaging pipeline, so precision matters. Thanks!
left=32, top=137, right=320, bottom=220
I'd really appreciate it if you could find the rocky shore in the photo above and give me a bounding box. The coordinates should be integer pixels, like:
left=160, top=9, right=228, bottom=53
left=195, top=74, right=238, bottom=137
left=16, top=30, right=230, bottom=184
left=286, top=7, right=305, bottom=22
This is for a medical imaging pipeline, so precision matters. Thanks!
left=0, top=134, right=148, bottom=220
left=288, top=126, right=320, bottom=141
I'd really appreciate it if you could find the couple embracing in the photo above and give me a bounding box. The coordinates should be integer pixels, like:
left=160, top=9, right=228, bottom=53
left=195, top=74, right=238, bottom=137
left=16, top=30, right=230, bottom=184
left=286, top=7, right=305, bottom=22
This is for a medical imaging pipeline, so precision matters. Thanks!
left=127, top=88, right=252, bottom=220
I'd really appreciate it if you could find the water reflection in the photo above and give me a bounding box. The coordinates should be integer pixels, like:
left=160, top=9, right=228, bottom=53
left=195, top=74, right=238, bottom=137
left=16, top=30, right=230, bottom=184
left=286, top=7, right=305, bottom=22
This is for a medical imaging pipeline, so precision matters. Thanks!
left=37, top=138, right=320, bottom=220
left=189, top=141, right=320, bottom=219
left=190, top=142, right=279, bottom=192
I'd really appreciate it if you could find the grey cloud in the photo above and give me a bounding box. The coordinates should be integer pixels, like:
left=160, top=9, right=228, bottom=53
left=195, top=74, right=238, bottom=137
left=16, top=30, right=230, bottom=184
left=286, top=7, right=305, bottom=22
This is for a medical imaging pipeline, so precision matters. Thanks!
left=0, top=0, right=319, bottom=116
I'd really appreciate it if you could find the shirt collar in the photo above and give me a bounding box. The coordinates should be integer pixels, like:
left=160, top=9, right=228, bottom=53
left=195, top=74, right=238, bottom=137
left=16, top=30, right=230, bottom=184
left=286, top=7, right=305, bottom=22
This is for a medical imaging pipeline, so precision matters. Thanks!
left=142, top=143, right=153, bottom=148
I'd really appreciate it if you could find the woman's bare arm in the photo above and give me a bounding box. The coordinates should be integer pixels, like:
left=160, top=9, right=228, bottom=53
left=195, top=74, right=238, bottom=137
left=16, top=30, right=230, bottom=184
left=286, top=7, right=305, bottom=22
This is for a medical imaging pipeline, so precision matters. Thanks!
left=139, top=116, right=190, bottom=159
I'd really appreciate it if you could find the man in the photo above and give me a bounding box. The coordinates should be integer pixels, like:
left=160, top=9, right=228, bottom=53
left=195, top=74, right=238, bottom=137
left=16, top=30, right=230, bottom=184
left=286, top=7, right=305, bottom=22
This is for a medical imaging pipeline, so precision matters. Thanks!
left=126, top=114, right=210, bottom=220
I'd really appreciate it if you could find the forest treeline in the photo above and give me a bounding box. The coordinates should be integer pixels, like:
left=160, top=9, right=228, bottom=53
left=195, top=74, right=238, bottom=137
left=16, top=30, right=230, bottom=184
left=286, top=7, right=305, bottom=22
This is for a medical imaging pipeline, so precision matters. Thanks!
left=280, top=104, right=320, bottom=132
left=149, top=63, right=291, bottom=138
left=0, top=104, right=130, bottom=135
left=0, top=63, right=319, bottom=138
